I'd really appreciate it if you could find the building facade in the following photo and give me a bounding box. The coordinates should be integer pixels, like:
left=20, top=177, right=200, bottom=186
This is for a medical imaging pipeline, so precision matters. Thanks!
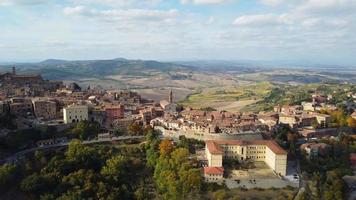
left=32, top=100, right=57, bottom=120
left=204, top=140, right=287, bottom=181
left=63, top=105, right=88, bottom=124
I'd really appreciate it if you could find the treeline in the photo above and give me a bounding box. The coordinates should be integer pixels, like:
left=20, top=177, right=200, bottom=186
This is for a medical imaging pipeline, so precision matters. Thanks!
left=0, top=139, right=152, bottom=199
left=145, top=131, right=202, bottom=199
left=297, top=134, right=353, bottom=200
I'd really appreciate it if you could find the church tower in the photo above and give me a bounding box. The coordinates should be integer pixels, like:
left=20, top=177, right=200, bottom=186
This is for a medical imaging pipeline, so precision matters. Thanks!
left=169, top=90, right=173, bottom=103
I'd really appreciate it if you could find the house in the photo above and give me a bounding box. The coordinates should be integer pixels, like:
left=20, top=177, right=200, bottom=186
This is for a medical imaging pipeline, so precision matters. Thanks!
left=9, top=98, right=33, bottom=116
left=352, top=112, right=356, bottom=120
left=300, top=143, right=330, bottom=159
left=98, top=133, right=111, bottom=140
left=279, top=115, right=298, bottom=128
left=203, top=167, right=224, bottom=182
left=105, top=105, right=124, bottom=122
left=302, top=102, right=315, bottom=111
left=298, top=128, right=338, bottom=138
left=312, top=113, right=331, bottom=126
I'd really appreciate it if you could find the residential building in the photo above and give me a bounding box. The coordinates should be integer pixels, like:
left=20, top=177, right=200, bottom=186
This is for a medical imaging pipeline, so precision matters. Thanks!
left=203, top=167, right=224, bottom=182
left=300, top=143, right=330, bottom=159
left=32, top=99, right=57, bottom=120
left=105, top=105, right=125, bottom=122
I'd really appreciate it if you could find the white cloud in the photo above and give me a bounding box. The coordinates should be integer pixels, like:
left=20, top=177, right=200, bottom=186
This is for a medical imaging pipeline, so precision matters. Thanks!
left=63, top=6, right=179, bottom=22
left=206, top=16, right=215, bottom=24
left=233, top=14, right=291, bottom=26
left=260, top=0, right=285, bottom=6
left=0, top=0, right=48, bottom=6
left=181, top=0, right=227, bottom=5
left=70, top=0, right=162, bottom=7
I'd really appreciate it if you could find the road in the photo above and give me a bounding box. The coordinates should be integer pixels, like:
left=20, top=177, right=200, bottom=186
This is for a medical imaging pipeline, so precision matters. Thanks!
left=1, top=135, right=144, bottom=165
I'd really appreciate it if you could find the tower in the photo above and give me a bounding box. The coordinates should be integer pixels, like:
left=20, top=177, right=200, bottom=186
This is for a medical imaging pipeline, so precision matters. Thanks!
left=12, top=66, right=16, bottom=75
left=169, top=90, right=173, bottom=103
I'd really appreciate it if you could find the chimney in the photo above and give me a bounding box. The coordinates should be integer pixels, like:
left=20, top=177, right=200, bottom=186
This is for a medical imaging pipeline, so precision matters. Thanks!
left=12, top=66, right=16, bottom=75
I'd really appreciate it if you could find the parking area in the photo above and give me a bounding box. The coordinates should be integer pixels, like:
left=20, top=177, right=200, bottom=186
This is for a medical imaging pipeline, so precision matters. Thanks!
left=224, top=162, right=299, bottom=189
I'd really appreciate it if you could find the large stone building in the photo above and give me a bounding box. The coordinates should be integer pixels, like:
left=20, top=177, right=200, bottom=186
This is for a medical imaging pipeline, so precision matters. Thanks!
left=160, top=90, right=177, bottom=114
left=9, top=98, right=33, bottom=116
left=204, top=140, right=287, bottom=182
left=105, top=105, right=125, bottom=122
left=63, top=105, right=88, bottom=124
left=0, top=67, right=62, bottom=96
left=32, top=99, right=57, bottom=120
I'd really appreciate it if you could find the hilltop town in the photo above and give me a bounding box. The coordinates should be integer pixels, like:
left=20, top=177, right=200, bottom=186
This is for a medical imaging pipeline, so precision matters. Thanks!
left=1, top=68, right=356, bottom=200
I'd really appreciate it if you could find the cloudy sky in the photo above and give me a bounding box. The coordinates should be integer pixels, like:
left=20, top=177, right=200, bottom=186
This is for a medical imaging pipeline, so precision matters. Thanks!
left=0, top=0, right=355, bottom=65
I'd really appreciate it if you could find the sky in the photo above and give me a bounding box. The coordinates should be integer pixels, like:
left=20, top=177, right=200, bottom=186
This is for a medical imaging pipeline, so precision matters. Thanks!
left=0, top=0, right=355, bottom=65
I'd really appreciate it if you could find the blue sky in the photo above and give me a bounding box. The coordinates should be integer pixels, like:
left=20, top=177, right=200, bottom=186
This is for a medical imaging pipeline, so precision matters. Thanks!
left=0, top=0, right=355, bottom=65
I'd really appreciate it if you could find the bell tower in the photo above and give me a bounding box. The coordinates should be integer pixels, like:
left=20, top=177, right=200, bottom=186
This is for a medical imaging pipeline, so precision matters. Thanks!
left=169, top=90, right=173, bottom=103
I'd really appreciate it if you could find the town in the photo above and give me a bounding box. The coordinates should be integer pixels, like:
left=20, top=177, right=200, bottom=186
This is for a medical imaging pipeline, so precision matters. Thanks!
left=1, top=68, right=356, bottom=200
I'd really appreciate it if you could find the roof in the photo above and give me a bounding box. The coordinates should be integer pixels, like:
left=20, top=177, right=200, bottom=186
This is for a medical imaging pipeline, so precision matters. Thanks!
left=352, top=112, right=356, bottom=117
left=206, top=140, right=287, bottom=155
left=160, top=100, right=170, bottom=108
left=203, top=167, right=224, bottom=175
left=206, top=141, right=223, bottom=154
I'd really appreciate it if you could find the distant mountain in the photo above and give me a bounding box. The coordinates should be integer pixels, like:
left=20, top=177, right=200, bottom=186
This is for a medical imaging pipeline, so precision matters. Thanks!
left=0, top=58, right=195, bottom=80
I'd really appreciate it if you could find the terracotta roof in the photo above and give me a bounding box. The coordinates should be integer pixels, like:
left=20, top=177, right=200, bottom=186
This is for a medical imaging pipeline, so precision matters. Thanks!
left=203, top=167, right=224, bottom=175
left=206, top=141, right=223, bottom=154
left=206, top=140, right=287, bottom=155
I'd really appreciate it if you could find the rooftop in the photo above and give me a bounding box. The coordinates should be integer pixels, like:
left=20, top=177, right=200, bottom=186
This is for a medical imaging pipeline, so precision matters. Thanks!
left=203, top=167, right=224, bottom=175
left=206, top=140, right=287, bottom=155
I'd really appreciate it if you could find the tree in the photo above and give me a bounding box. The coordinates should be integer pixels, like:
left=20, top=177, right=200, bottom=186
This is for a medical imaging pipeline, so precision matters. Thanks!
left=214, top=189, right=226, bottom=200
left=0, top=164, right=17, bottom=190
left=154, top=146, right=202, bottom=200
left=65, top=140, right=99, bottom=170
left=347, top=117, right=356, bottom=129
left=159, top=139, right=174, bottom=157
left=128, top=122, right=143, bottom=136
left=100, top=155, right=128, bottom=179
left=71, top=121, right=100, bottom=140
left=20, top=173, right=49, bottom=195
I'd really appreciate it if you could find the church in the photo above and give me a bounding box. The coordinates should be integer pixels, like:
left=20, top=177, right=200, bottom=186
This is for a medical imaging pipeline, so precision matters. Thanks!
left=160, top=90, right=177, bottom=114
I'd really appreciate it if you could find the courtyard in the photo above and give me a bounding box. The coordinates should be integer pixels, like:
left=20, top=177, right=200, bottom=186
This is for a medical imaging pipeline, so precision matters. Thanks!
left=224, top=161, right=299, bottom=189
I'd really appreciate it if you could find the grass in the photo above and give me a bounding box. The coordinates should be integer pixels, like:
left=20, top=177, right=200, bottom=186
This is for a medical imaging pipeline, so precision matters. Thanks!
left=179, top=82, right=276, bottom=111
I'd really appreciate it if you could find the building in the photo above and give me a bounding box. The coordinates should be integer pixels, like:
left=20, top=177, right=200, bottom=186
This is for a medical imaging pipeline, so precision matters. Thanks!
left=298, top=128, right=339, bottom=138
left=312, top=113, right=331, bottom=127
left=203, top=167, right=224, bottom=182
left=205, top=140, right=287, bottom=180
left=9, top=98, right=33, bottom=116
left=300, top=142, right=330, bottom=159
left=63, top=105, right=88, bottom=124
left=352, top=112, right=356, bottom=120
left=32, top=99, right=57, bottom=120
left=302, top=102, right=316, bottom=111
left=105, top=105, right=124, bottom=122
left=160, top=90, right=177, bottom=114
left=279, top=115, right=298, bottom=128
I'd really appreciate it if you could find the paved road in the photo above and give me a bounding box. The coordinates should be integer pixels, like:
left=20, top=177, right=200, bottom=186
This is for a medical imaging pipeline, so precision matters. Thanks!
left=1, top=135, right=144, bottom=164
